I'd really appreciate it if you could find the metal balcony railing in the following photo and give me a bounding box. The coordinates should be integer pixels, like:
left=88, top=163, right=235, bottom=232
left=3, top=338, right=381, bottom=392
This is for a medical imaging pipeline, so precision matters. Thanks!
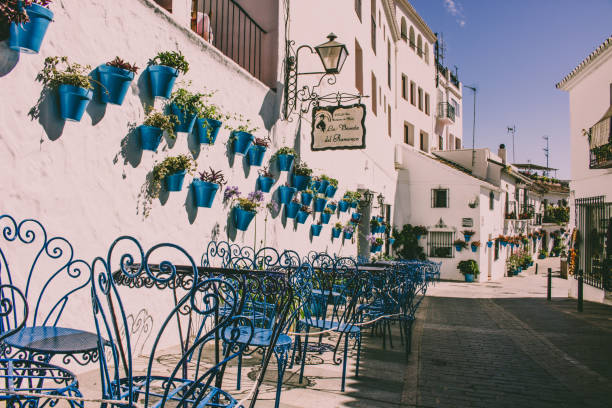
left=449, top=71, right=460, bottom=88
left=191, top=0, right=266, bottom=83
left=437, top=102, right=455, bottom=122
left=589, top=141, right=612, bottom=169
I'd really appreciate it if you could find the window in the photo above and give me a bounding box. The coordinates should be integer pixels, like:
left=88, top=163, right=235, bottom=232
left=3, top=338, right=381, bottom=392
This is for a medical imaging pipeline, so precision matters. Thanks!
left=400, top=17, right=407, bottom=40
left=409, top=26, right=415, bottom=49
left=438, top=135, right=443, bottom=150
left=455, top=138, right=461, bottom=150
left=431, top=188, right=449, bottom=208
left=355, top=0, right=362, bottom=21
left=420, top=130, right=429, bottom=152
left=424, top=43, right=429, bottom=64
left=370, top=0, right=376, bottom=54
left=388, top=105, right=391, bottom=136
left=410, top=81, right=416, bottom=105
left=428, top=231, right=454, bottom=258
left=404, top=122, right=414, bottom=145
left=355, top=40, right=363, bottom=94
left=418, top=87, right=423, bottom=111
left=371, top=72, right=377, bottom=116
left=452, top=99, right=460, bottom=117
left=417, top=35, right=423, bottom=57
left=489, top=191, right=495, bottom=210
left=387, top=41, right=391, bottom=88
left=401, top=74, right=407, bottom=99
left=425, top=93, right=430, bottom=115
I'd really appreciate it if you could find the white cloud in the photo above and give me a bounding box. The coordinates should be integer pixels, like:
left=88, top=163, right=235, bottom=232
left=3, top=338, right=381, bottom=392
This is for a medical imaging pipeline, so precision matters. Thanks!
left=443, top=0, right=467, bottom=27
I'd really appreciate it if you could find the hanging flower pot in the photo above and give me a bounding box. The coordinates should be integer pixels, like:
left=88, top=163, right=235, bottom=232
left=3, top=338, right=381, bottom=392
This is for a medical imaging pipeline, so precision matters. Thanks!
left=376, top=216, right=384, bottom=223
left=311, top=224, right=322, bottom=237
left=149, top=65, right=179, bottom=99
left=277, top=154, right=295, bottom=172
left=165, top=170, right=187, bottom=192
left=192, top=179, right=219, bottom=208
left=9, top=3, right=54, bottom=54
left=170, top=103, right=197, bottom=133
left=195, top=118, right=222, bottom=144
left=285, top=201, right=300, bottom=219
left=247, top=145, right=267, bottom=166
left=292, top=174, right=311, bottom=191
left=139, top=125, right=163, bottom=151
left=486, top=241, right=493, bottom=248
left=327, top=203, right=337, bottom=212
left=98, top=64, right=135, bottom=105
left=314, top=197, right=328, bottom=212
left=278, top=186, right=296, bottom=205
left=370, top=244, right=382, bottom=253
left=301, top=192, right=313, bottom=206
left=58, top=84, right=93, bottom=122
left=317, top=179, right=330, bottom=194
left=233, top=207, right=256, bottom=231
left=332, top=228, right=342, bottom=239
left=471, top=245, right=478, bottom=253
left=389, top=238, right=396, bottom=245
left=321, top=212, right=332, bottom=224
left=232, top=131, right=254, bottom=156
left=325, top=185, right=337, bottom=198
left=350, top=201, right=359, bottom=209
left=501, top=241, right=508, bottom=247
left=338, top=200, right=350, bottom=212
left=312, top=180, right=321, bottom=192
left=455, top=245, right=463, bottom=252
left=257, top=176, right=275, bottom=193
left=296, top=210, right=309, bottom=224
left=351, top=212, right=362, bottom=222
left=343, top=231, right=354, bottom=240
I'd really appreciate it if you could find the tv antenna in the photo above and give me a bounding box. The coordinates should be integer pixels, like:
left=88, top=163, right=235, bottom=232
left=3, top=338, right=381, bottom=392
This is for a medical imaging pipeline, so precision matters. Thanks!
left=543, top=135, right=550, bottom=176
left=507, top=125, right=516, bottom=163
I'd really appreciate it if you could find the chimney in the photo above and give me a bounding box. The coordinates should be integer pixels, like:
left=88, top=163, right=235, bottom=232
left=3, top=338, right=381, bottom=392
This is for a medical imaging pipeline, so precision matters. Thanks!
left=498, top=144, right=507, bottom=164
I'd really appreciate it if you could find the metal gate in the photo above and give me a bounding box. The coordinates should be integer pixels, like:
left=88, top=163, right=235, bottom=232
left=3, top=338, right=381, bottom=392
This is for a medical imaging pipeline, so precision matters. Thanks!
left=576, top=197, right=612, bottom=290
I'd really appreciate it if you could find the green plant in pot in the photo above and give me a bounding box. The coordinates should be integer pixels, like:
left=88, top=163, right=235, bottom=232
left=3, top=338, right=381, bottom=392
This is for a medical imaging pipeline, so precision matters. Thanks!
left=140, top=106, right=177, bottom=151
left=453, top=239, right=468, bottom=252
left=457, top=260, right=479, bottom=282
left=292, top=161, right=313, bottom=191
left=196, top=96, right=230, bottom=144
left=230, top=115, right=259, bottom=156
left=98, top=57, right=139, bottom=105
left=169, top=88, right=203, bottom=133
left=192, top=167, right=226, bottom=208
left=272, top=146, right=298, bottom=172
left=148, top=50, right=189, bottom=99
left=231, top=191, right=264, bottom=231
left=4, top=0, right=54, bottom=53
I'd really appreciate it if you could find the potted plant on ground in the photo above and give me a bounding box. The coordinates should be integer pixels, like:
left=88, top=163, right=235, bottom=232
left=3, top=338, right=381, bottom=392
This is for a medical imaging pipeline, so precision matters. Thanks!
left=471, top=241, right=481, bottom=253
left=247, top=137, right=270, bottom=166
left=6, top=0, right=53, bottom=54
left=332, top=222, right=343, bottom=238
left=36, top=56, right=94, bottom=122
left=296, top=205, right=311, bottom=224
left=169, top=88, right=202, bottom=133
left=311, top=222, right=323, bottom=237
left=457, top=260, right=479, bottom=282
left=277, top=183, right=296, bottom=205
left=321, top=207, right=333, bottom=224
left=152, top=154, right=196, bottom=193
left=139, top=107, right=177, bottom=151
left=343, top=224, right=355, bottom=240
left=454, top=239, right=468, bottom=252
left=462, top=229, right=475, bottom=242
left=285, top=198, right=301, bottom=219
left=272, top=147, right=297, bottom=172
left=292, top=161, right=313, bottom=191
left=257, top=167, right=275, bottom=193
left=98, top=57, right=139, bottom=105
left=414, top=225, right=428, bottom=240
left=148, top=50, right=189, bottom=99
left=300, top=188, right=314, bottom=206
left=325, top=176, right=339, bottom=198
left=192, top=167, right=226, bottom=208
left=313, top=194, right=328, bottom=212
left=230, top=191, right=263, bottom=231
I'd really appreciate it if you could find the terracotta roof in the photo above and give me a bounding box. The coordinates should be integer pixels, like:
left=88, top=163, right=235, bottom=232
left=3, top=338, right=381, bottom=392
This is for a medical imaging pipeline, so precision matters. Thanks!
left=556, top=34, right=612, bottom=89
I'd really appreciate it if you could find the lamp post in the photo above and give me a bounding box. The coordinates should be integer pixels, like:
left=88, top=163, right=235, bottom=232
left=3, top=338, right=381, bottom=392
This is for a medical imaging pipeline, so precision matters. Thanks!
left=283, top=33, right=349, bottom=118
left=464, top=85, right=477, bottom=168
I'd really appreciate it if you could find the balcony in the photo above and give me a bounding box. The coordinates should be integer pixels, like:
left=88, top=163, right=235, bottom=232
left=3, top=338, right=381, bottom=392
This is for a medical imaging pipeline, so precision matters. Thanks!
left=449, top=71, right=460, bottom=88
left=437, top=102, right=455, bottom=125
left=589, top=142, right=612, bottom=169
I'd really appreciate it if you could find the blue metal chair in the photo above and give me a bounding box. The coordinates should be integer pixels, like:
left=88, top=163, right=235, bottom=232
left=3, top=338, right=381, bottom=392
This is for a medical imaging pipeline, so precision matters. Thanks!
left=90, top=236, right=254, bottom=408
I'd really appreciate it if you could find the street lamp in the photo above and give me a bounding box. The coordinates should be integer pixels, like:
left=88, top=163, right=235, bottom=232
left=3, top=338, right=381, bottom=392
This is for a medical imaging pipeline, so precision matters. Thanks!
left=314, top=33, right=349, bottom=74
left=362, top=189, right=374, bottom=206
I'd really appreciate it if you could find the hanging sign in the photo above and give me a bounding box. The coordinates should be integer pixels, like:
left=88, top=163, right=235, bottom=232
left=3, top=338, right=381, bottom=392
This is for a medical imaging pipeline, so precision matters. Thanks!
left=311, top=104, right=366, bottom=151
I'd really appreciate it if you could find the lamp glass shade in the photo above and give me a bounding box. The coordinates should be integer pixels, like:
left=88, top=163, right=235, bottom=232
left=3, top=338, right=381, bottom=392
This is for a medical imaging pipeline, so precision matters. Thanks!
left=315, top=33, right=349, bottom=74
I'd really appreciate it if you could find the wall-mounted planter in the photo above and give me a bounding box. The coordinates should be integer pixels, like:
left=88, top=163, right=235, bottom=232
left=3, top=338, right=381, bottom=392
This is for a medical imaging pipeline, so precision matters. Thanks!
left=301, top=192, right=313, bottom=206
left=338, top=200, right=350, bottom=212
left=278, top=186, right=296, bottom=205
left=464, top=234, right=473, bottom=242
left=486, top=241, right=493, bottom=248
left=148, top=65, right=178, bottom=99
left=501, top=241, right=507, bottom=247
left=327, top=203, right=337, bottom=212
left=464, top=273, right=475, bottom=282
left=139, top=125, right=163, bottom=151
left=285, top=201, right=300, bottom=219
left=232, top=131, right=254, bottom=156
left=292, top=174, right=311, bottom=191
left=471, top=245, right=478, bottom=253
left=170, top=104, right=197, bottom=133
left=332, top=228, right=341, bottom=238
left=416, top=234, right=421, bottom=240
left=192, top=179, right=219, bottom=208
left=314, top=197, right=328, bottom=212
left=195, top=118, right=222, bottom=144
left=9, top=3, right=53, bottom=54
left=343, top=231, right=353, bottom=240
left=389, top=238, right=396, bottom=245
left=98, top=65, right=134, bottom=105
left=376, top=216, right=384, bottom=223
left=164, top=170, right=186, bottom=192
left=247, top=145, right=267, bottom=166
left=257, top=176, right=275, bottom=193
left=317, top=180, right=330, bottom=194
left=325, top=185, right=337, bottom=198
left=311, top=224, right=322, bottom=237
left=321, top=212, right=331, bottom=224
left=58, top=84, right=93, bottom=122
left=351, top=212, right=362, bottom=222
left=370, top=244, right=382, bottom=253
left=233, top=207, right=256, bottom=231
left=350, top=201, right=359, bottom=209
left=296, top=210, right=309, bottom=224
left=277, top=154, right=294, bottom=172
left=455, top=245, right=463, bottom=252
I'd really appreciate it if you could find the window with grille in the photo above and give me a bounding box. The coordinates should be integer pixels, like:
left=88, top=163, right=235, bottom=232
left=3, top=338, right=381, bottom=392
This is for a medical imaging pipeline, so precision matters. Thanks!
left=431, top=188, right=449, bottom=208
left=428, top=231, right=454, bottom=258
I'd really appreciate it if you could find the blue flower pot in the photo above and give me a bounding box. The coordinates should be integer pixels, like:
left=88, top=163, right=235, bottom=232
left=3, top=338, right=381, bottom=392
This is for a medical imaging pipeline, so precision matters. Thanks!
left=510, top=243, right=515, bottom=249
left=312, top=180, right=321, bottom=192
left=247, top=145, right=267, bottom=166
left=170, top=103, right=197, bottom=133
left=327, top=203, right=337, bottom=212
left=292, top=174, right=311, bottom=191
left=232, top=131, right=254, bottom=156
left=371, top=244, right=382, bottom=253
left=376, top=216, right=384, bottom=223
left=338, top=200, right=350, bottom=212
left=464, top=234, right=473, bottom=242
left=332, top=228, right=341, bottom=238
left=486, top=241, right=493, bottom=248
left=139, top=125, right=163, bottom=151
left=9, top=4, right=53, bottom=54
left=325, top=185, right=337, bottom=198
left=195, top=118, right=222, bottom=144
left=234, top=207, right=256, bottom=231
left=465, top=273, right=475, bottom=282
left=58, top=85, right=93, bottom=122
left=343, top=231, right=354, bottom=240
left=389, top=238, right=396, bottom=245
left=471, top=245, right=478, bottom=253
left=164, top=170, right=186, bottom=192
left=192, top=180, right=219, bottom=208
left=301, top=192, right=313, bottom=206
left=314, top=197, right=328, bottom=212
left=416, top=234, right=421, bottom=240
left=350, top=201, right=359, bottom=209
left=501, top=242, right=507, bottom=247
left=321, top=212, right=331, bottom=224
left=148, top=65, right=179, bottom=99
left=257, top=176, right=275, bottom=193
left=311, top=224, right=322, bottom=237
left=455, top=245, right=462, bottom=252
left=285, top=201, right=300, bottom=219
left=98, top=65, right=134, bottom=105
left=296, top=210, right=309, bottom=224
left=513, top=269, right=519, bottom=276
left=317, top=180, right=330, bottom=194
left=277, top=154, right=294, bottom=172
left=278, top=186, right=296, bottom=205
left=351, top=212, right=362, bottom=222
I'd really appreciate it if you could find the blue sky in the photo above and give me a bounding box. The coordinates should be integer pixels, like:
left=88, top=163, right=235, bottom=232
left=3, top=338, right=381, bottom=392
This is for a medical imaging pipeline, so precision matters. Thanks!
left=409, top=0, right=612, bottom=179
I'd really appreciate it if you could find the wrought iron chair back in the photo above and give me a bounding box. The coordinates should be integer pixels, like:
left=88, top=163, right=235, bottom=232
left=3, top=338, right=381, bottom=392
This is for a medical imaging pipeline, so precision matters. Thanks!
left=0, top=284, right=28, bottom=343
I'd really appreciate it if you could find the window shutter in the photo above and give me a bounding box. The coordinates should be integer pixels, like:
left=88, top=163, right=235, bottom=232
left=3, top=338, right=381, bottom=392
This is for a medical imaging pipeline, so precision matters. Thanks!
left=445, top=189, right=449, bottom=208
left=431, top=189, right=435, bottom=208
